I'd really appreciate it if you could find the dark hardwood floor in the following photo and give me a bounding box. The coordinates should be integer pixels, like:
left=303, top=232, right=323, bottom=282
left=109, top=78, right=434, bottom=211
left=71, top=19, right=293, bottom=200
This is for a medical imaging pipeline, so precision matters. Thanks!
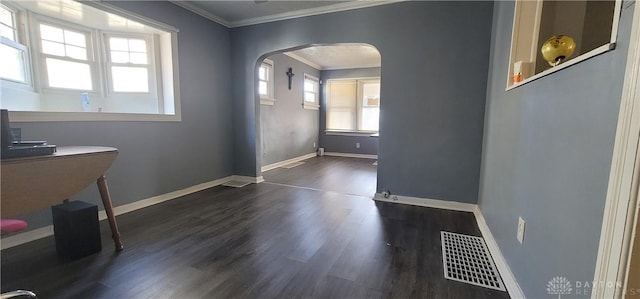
left=1, top=157, right=510, bottom=298
left=263, top=156, right=378, bottom=197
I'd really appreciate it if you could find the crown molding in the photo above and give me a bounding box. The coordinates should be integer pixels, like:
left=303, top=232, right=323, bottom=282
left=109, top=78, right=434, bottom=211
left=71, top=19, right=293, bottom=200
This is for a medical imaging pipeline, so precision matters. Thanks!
left=230, top=1, right=401, bottom=28
left=283, top=52, right=323, bottom=70
left=171, top=1, right=402, bottom=29
left=169, top=1, right=232, bottom=28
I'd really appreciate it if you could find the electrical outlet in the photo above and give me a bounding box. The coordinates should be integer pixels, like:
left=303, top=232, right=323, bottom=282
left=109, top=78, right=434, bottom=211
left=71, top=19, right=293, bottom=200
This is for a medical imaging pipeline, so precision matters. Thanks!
left=517, top=217, right=525, bottom=244
left=313, top=142, right=316, bottom=148
left=356, top=142, right=360, bottom=148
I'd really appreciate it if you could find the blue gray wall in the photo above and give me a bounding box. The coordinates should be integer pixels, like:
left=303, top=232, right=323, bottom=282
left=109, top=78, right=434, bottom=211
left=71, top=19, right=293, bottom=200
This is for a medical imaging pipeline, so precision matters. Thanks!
left=260, top=53, right=320, bottom=166
left=231, top=1, right=494, bottom=203
left=11, top=1, right=234, bottom=229
left=320, top=67, right=380, bottom=156
left=478, top=1, right=635, bottom=297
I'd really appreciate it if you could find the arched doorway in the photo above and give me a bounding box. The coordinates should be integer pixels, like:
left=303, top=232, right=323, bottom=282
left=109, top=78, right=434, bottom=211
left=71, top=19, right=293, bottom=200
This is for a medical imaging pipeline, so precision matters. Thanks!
left=256, top=43, right=382, bottom=197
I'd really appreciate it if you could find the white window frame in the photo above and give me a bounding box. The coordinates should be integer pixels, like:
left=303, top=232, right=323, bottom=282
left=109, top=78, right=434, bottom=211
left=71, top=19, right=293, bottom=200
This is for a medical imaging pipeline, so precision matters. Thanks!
left=31, top=16, right=98, bottom=93
left=1, top=0, right=182, bottom=122
left=303, top=73, right=319, bottom=110
left=259, top=58, right=275, bottom=105
left=104, top=33, right=159, bottom=97
left=356, top=79, right=380, bottom=132
left=325, top=77, right=381, bottom=135
left=0, top=3, right=32, bottom=89
left=506, top=0, right=622, bottom=90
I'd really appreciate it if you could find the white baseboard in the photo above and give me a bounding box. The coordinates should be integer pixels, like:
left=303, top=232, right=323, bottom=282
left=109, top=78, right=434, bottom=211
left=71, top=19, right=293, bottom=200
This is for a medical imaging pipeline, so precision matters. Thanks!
left=0, top=226, right=54, bottom=250
left=373, top=193, right=476, bottom=212
left=261, top=153, right=317, bottom=172
left=372, top=192, right=524, bottom=298
left=231, top=175, right=264, bottom=183
left=324, top=152, right=378, bottom=159
left=1, top=175, right=235, bottom=250
left=474, top=207, right=526, bottom=299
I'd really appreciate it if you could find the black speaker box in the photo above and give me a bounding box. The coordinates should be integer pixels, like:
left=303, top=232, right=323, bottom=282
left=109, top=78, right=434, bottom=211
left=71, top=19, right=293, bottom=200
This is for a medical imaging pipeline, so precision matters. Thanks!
left=52, top=201, right=102, bottom=260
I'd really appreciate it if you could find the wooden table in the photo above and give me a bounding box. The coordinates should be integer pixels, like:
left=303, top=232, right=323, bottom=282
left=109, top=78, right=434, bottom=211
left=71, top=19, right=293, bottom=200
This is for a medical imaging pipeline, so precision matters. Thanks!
left=1, top=146, right=123, bottom=251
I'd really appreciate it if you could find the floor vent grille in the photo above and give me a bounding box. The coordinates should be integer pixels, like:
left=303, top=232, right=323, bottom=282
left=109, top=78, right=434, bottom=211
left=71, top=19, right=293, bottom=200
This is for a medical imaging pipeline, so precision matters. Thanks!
left=281, top=161, right=305, bottom=169
left=441, top=231, right=505, bottom=291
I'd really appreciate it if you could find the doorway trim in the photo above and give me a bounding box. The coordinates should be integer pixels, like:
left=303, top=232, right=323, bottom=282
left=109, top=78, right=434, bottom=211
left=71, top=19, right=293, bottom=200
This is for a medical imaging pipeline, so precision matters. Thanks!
left=593, top=2, right=640, bottom=298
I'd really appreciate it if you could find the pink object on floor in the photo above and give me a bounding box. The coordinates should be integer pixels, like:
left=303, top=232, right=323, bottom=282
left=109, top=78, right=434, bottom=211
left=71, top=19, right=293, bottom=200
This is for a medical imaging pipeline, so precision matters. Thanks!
left=0, top=219, right=27, bottom=233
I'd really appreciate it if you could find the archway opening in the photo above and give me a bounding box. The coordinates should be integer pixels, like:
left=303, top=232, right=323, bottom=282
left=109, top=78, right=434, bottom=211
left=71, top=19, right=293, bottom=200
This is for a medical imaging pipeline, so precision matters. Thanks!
left=255, top=43, right=382, bottom=197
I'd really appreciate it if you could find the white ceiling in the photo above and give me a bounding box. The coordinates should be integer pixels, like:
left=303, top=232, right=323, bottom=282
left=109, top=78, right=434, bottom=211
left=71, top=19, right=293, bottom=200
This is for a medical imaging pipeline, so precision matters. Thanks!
left=284, top=44, right=381, bottom=70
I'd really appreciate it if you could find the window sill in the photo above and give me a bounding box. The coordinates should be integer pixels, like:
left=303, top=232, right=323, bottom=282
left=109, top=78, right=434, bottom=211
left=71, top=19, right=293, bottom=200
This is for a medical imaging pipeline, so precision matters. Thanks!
left=9, top=111, right=181, bottom=122
left=260, top=98, right=276, bottom=106
left=506, top=43, right=615, bottom=91
left=303, top=102, right=319, bottom=110
left=325, top=130, right=378, bottom=137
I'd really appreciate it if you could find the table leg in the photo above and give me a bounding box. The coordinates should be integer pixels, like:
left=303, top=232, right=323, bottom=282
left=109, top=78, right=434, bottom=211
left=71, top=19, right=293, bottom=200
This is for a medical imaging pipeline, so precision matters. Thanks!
left=97, top=175, right=123, bottom=251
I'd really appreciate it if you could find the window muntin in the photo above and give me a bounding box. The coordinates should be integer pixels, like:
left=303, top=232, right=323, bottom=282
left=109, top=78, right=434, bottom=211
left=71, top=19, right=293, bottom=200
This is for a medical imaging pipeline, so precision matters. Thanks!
left=359, top=81, right=380, bottom=131
left=37, top=22, right=93, bottom=90
left=303, top=73, right=319, bottom=110
left=258, top=59, right=273, bottom=98
left=0, top=0, right=181, bottom=120
left=0, top=5, right=17, bottom=41
left=304, top=74, right=319, bottom=104
left=106, top=35, right=154, bottom=93
left=40, top=24, right=88, bottom=59
left=0, top=4, right=29, bottom=85
left=326, top=78, right=380, bottom=133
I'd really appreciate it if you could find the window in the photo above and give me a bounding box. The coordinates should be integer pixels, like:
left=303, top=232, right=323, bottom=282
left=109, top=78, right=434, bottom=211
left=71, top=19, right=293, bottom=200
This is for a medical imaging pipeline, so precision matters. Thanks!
left=259, top=59, right=275, bottom=105
left=0, top=0, right=181, bottom=121
left=38, top=22, right=93, bottom=90
left=0, top=4, right=29, bottom=85
left=326, top=78, right=381, bottom=133
left=507, top=0, right=621, bottom=89
left=106, top=35, right=154, bottom=93
left=303, top=74, right=319, bottom=110
left=359, top=81, right=380, bottom=131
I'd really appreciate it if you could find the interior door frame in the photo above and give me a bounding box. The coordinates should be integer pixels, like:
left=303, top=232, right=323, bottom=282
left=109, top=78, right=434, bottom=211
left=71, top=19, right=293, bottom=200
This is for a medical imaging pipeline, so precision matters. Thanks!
left=593, top=2, right=640, bottom=298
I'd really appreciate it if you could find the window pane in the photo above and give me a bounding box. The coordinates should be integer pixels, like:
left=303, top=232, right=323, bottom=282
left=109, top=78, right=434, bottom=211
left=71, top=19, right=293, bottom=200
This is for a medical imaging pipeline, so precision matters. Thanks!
left=63, top=30, right=86, bottom=47
left=46, top=58, right=92, bottom=90
left=361, top=107, right=380, bottom=131
left=112, top=66, right=149, bottom=92
left=304, top=80, right=314, bottom=92
left=109, top=37, right=128, bottom=51
left=258, top=66, right=266, bottom=80
left=258, top=81, right=267, bottom=95
left=40, top=24, right=64, bottom=42
left=304, top=91, right=315, bottom=103
left=1, top=23, right=14, bottom=41
left=327, top=80, right=357, bottom=131
left=111, top=51, right=129, bottom=63
left=0, top=6, right=12, bottom=28
left=128, top=39, right=146, bottom=52
left=0, top=44, right=26, bottom=82
left=65, top=45, right=87, bottom=60
left=327, top=110, right=355, bottom=131
left=42, top=40, right=65, bottom=56
left=129, top=52, right=147, bottom=64
left=362, top=83, right=380, bottom=101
